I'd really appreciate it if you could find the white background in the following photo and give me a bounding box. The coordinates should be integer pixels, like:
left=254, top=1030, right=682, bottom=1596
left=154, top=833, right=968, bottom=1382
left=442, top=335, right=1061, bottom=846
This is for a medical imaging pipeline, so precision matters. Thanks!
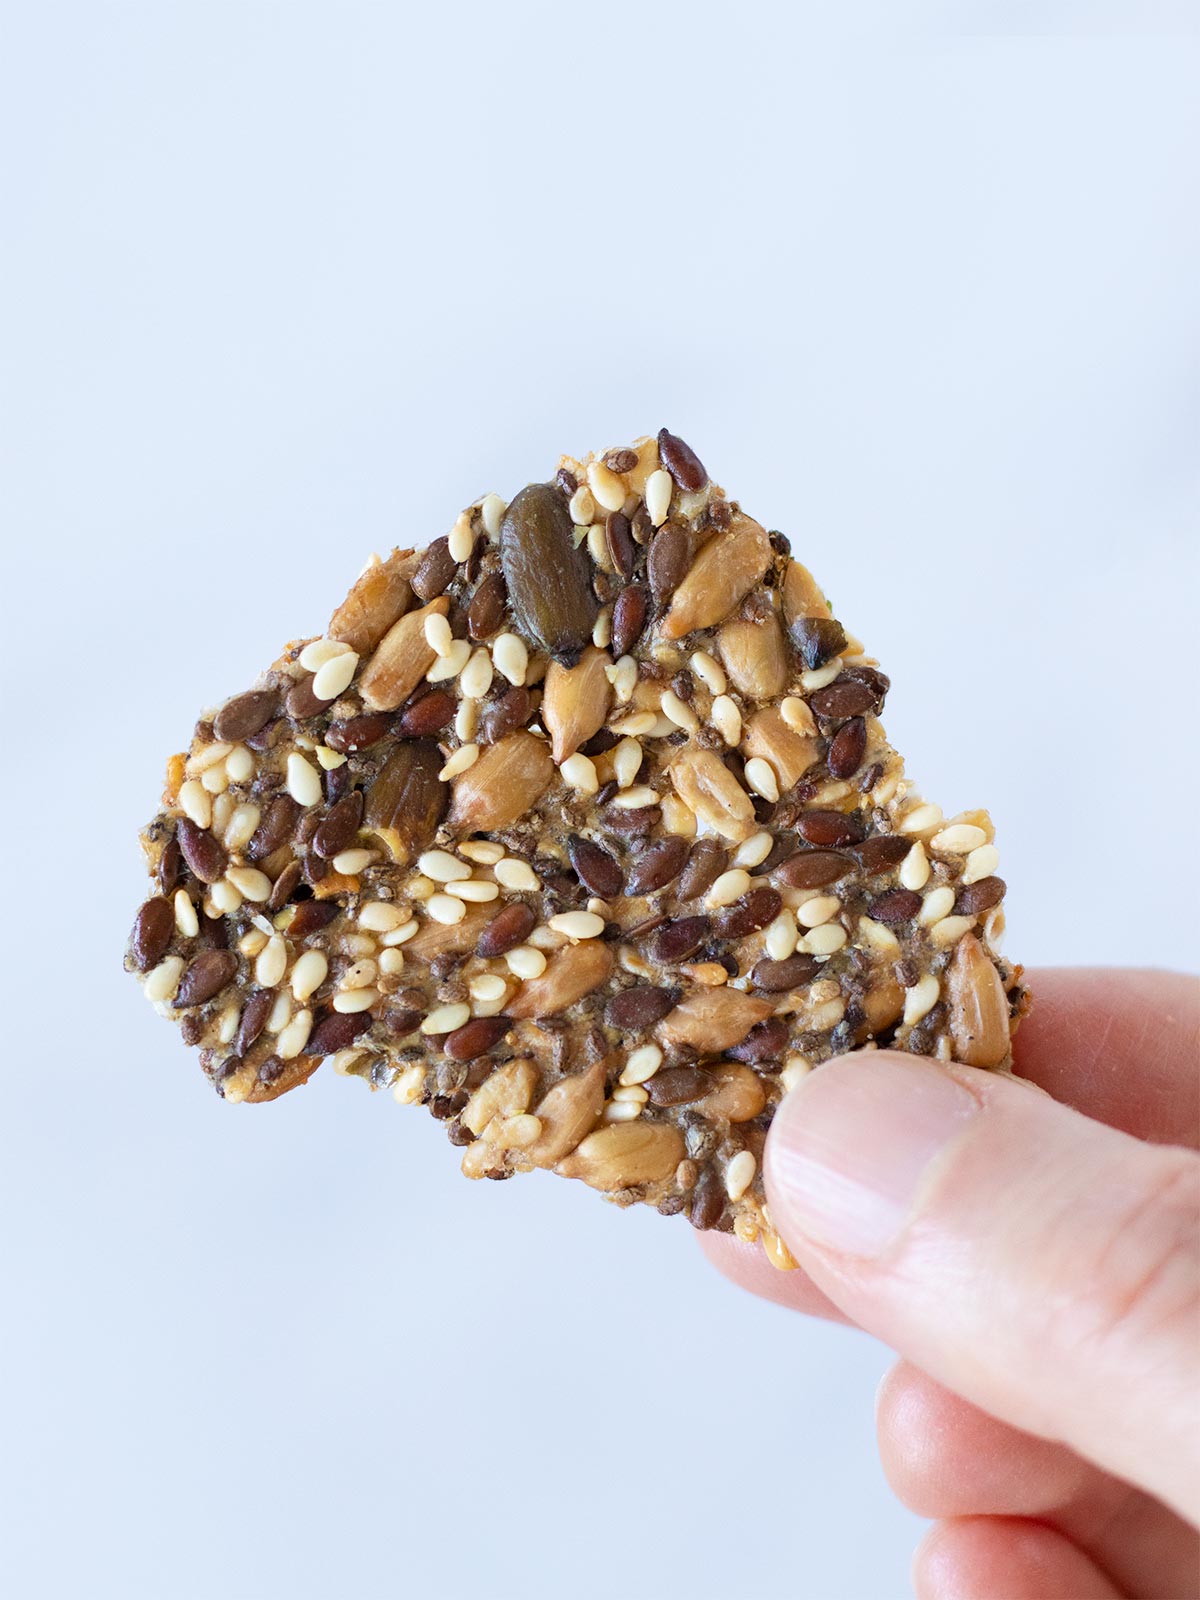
left=2, top=5, right=1197, bottom=1598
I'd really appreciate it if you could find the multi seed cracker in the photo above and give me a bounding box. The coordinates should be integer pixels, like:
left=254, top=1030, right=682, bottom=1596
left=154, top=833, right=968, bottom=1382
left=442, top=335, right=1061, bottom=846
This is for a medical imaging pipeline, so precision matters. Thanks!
left=127, top=431, right=1026, bottom=1267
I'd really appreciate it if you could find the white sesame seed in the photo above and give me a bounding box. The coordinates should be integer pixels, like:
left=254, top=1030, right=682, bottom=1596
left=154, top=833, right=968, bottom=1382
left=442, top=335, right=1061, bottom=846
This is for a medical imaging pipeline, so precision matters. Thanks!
left=661, top=794, right=696, bottom=838
left=378, top=948, right=405, bottom=976
left=899, top=842, right=930, bottom=891
left=725, top=1150, right=757, bottom=1202
left=805, top=922, right=847, bottom=955
left=393, top=1062, right=426, bottom=1102
left=903, top=973, right=940, bottom=1026
left=167, top=891, right=198, bottom=942
left=780, top=697, right=817, bottom=736
left=299, top=637, right=350, bottom=672
left=224, top=745, right=254, bottom=784
left=745, top=757, right=780, bottom=803
left=505, top=945, right=547, bottom=979
left=586, top=522, right=608, bottom=569
left=588, top=460, right=627, bottom=513
left=251, top=913, right=274, bottom=936
left=359, top=901, right=406, bottom=932
left=491, top=633, right=528, bottom=686
left=732, top=831, right=774, bottom=870
left=290, top=949, right=328, bottom=1001
left=619, top=1044, right=664, bottom=1086
left=255, top=935, right=287, bottom=988
left=266, top=991, right=292, bottom=1033
left=332, top=986, right=379, bottom=1014
left=930, top=823, right=988, bottom=855
left=332, top=848, right=375, bottom=876
left=459, top=839, right=505, bottom=865
left=426, top=893, right=467, bottom=926
left=560, top=752, right=599, bottom=795
left=918, top=886, right=956, bottom=926
left=459, top=647, right=494, bottom=701
left=608, top=710, right=657, bottom=738
left=424, top=612, right=454, bottom=657
left=177, top=781, right=211, bottom=829
left=216, top=1005, right=240, bottom=1046
left=661, top=689, right=699, bottom=733
left=312, top=649, right=359, bottom=702
left=610, top=737, right=641, bottom=790
left=480, top=494, right=506, bottom=540
left=710, top=695, right=742, bottom=746
left=690, top=650, right=726, bottom=696
left=963, top=843, right=1000, bottom=884
left=277, top=1009, right=313, bottom=1060
left=200, top=763, right=230, bottom=796
left=857, top=916, right=900, bottom=953
left=422, top=1002, right=471, bottom=1035
left=765, top=911, right=799, bottom=960
left=329, top=1049, right=365, bottom=1076
left=568, top=485, right=596, bottom=525
left=208, top=879, right=242, bottom=915
left=602, top=1100, right=644, bottom=1123
left=455, top=697, right=479, bottom=742
left=464, top=976, right=506, bottom=1007
left=341, top=959, right=378, bottom=991
left=494, top=857, right=539, bottom=892
left=379, top=918, right=420, bottom=946
left=609, top=784, right=659, bottom=809
left=548, top=910, right=605, bottom=940
left=809, top=997, right=846, bottom=1032
left=187, top=741, right=233, bottom=777
left=286, top=752, right=322, bottom=808
left=708, top=869, right=752, bottom=908
left=427, top=638, right=471, bottom=682
left=419, top=849, right=471, bottom=883
left=800, top=662, right=842, bottom=692
left=646, top=468, right=673, bottom=527
left=611, top=1084, right=650, bottom=1105
left=446, top=878, right=500, bottom=902
left=315, top=745, right=347, bottom=771
left=223, top=801, right=261, bottom=852
left=226, top=866, right=272, bottom=903
left=526, top=924, right=562, bottom=950
left=607, top=655, right=638, bottom=703
left=438, top=744, right=479, bottom=780
left=796, top=894, right=840, bottom=928
left=780, top=1055, right=814, bottom=1093
left=212, top=790, right=235, bottom=838
left=143, top=955, right=185, bottom=1003
left=931, top=914, right=977, bottom=948
left=899, top=801, right=943, bottom=836
left=592, top=604, right=612, bottom=650
left=406, top=875, right=435, bottom=900
left=448, top=512, right=474, bottom=563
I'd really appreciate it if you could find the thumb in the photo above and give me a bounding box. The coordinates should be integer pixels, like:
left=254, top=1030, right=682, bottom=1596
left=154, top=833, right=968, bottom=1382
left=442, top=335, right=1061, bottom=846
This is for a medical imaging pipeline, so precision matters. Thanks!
left=764, top=1051, right=1200, bottom=1521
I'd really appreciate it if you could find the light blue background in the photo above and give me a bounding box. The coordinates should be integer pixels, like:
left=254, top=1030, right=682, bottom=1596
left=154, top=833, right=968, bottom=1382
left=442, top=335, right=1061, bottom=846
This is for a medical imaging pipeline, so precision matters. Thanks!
left=2, top=5, right=1197, bottom=1598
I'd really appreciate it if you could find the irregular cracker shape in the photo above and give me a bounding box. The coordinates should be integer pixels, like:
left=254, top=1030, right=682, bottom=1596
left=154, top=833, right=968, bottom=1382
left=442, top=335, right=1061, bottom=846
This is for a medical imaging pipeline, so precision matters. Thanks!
left=127, top=431, right=1027, bottom=1264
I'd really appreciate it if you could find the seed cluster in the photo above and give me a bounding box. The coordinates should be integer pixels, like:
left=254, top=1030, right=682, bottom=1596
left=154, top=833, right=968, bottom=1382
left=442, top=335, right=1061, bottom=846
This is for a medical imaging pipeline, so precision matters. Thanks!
left=127, top=429, right=1026, bottom=1263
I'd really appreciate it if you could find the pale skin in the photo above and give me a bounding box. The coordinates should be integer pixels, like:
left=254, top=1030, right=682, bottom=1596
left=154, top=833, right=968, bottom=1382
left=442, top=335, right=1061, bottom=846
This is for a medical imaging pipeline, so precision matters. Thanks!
left=703, top=970, right=1200, bottom=1599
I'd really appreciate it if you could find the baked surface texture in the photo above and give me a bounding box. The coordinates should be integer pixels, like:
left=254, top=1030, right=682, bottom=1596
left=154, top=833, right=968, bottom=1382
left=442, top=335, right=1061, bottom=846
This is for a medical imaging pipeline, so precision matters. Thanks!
left=127, top=431, right=1026, bottom=1260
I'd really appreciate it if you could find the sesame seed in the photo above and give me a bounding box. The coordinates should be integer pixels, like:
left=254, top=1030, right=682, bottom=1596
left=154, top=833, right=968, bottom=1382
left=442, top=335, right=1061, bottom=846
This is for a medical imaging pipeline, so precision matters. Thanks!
left=359, top=902, right=407, bottom=932
left=710, top=695, right=742, bottom=746
left=661, top=689, right=699, bottom=733
left=224, top=802, right=261, bottom=851
left=173, top=889, right=200, bottom=938
left=427, top=638, right=471, bottom=682
left=619, top=1044, right=664, bottom=1086
left=446, top=878, right=500, bottom=902
left=379, top=919, right=419, bottom=947
left=732, top=830, right=774, bottom=870
left=857, top=916, right=900, bottom=953
left=421, top=1002, right=471, bottom=1035
left=226, top=865, right=272, bottom=902
left=312, top=649, right=359, bottom=702
left=480, top=494, right=506, bottom=540
left=299, top=637, right=351, bottom=672
left=612, top=737, right=642, bottom=789
left=459, top=647, right=494, bottom=701
left=931, top=915, right=977, bottom=949
left=592, top=604, right=612, bottom=650
left=587, top=460, right=627, bottom=513
left=315, top=745, right=347, bottom=770
left=393, top=1063, right=426, bottom=1103
left=459, top=839, right=505, bottom=865
left=602, top=1100, right=644, bottom=1123
left=290, top=949, right=328, bottom=1001
left=266, top=992, right=292, bottom=1032
left=225, top=745, right=254, bottom=783
left=725, top=1150, right=757, bottom=1202
left=491, top=633, right=528, bottom=686
left=797, top=894, right=840, bottom=927
left=340, top=959, right=378, bottom=990
left=178, top=780, right=212, bottom=828
left=447, top=512, right=474, bottom=563
left=930, top=823, right=988, bottom=855
left=332, top=848, right=375, bottom=876
left=208, top=879, right=241, bottom=915
left=143, top=955, right=185, bottom=1004
left=505, top=945, right=547, bottom=979
left=899, top=842, right=930, bottom=891
left=426, top=893, right=467, bottom=926
left=607, top=655, right=638, bottom=703
left=609, top=783, right=658, bottom=809
left=568, top=485, right=595, bottom=525
left=765, top=911, right=799, bottom=960
left=962, top=843, right=1001, bottom=885
left=255, top=935, right=287, bottom=988
left=608, top=710, right=657, bottom=738
left=586, top=522, right=608, bottom=569
left=424, top=613, right=454, bottom=656
left=780, top=1055, right=814, bottom=1094
left=277, top=1009, right=313, bottom=1059
left=611, top=1084, right=649, bottom=1105
left=329, top=1049, right=365, bottom=1075
left=744, top=757, right=779, bottom=803
left=560, top=752, right=599, bottom=794
left=708, top=869, right=752, bottom=908
left=800, top=662, right=841, bottom=691
left=495, top=858, right=540, bottom=891
left=903, top=973, right=940, bottom=1026
left=332, top=986, right=379, bottom=1014
left=187, top=741, right=233, bottom=775
left=804, top=922, right=847, bottom=955
left=286, top=752, right=323, bottom=808
left=548, top=910, right=605, bottom=940
left=455, top=697, right=479, bottom=742
left=378, top=948, right=405, bottom=976
left=419, top=849, right=471, bottom=883
left=468, top=974, right=509, bottom=1003
left=918, top=886, right=956, bottom=926
left=899, top=801, right=943, bottom=836
left=690, top=650, right=726, bottom=696
left=439, top=744, right=479, bottom=780
left=645, top=468, right=673, bottom=527
left=780, top=697, right=817, bottom=736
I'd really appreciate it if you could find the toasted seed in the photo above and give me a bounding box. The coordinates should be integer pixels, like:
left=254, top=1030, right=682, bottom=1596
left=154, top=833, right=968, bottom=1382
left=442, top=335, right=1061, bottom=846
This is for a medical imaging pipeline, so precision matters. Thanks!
left=854, top=835, right=910, bottom=873
left=647, top=524, right=689, bottom=603
left=661, top=515, right=771, bottom=640
left=648, top=915, right=712, bottom=964
left=567, top=835, right=623, bottom=899
left=810, top=677, right=878, bottom=719
left=867, top=888, right=923, bottom=924
left=646, top=1065, right=713, bottom=1107
left=605, top=512, right=635, bottom=579
left=364, top=739, right=448, bottom=858
left=447, top=731, right=556, bottom=832
left=715, top=886, right=783, bottom=938
left=130, top=897, right=175, bottom=971
left=467, top=571, right=508, bottom=640
left=328, top=547, right=419, bottom=656
left=796, top=894, right=840, bottom=927
left=477, top=902, right=538, bottom=958
left=668, top=748, right=756, bottom=843
left=543, top=647, right=612, bottom=762
left=176, top=818, right=228, bottom=885
left=213, top=689, right=278, bottom=743
left=625, top=836, right=689, bottom=896
left=605, top=986, right=681, bottom=1030
left=795, top=810, right=864, bottom=848
left=657, top=427, right=708, bottom=492
left=398, top=689, right=456, bottom=737
left=752, top=954, right=819, bottom=991
left=728, top=1016, right=789, bottom=1063
left=505, top=940, right=615, bottom=1019
left=556, top=1118, right=685, bottom=1190
left=500, top=483, right=598, bottom=665
left=946, top=933, right=1010, bottom=1066
left=610, top=584, right=648, bottom=658
left=954, top=876, right=1007, bottom=915
left=790, top=614, right=847, bottom=670
left=313, top=789, right=364, bottom=859
left=359, top=598, right=448, bottom=711
left=411, top=536, right=457, bottom=601
left=645, top=469, right=673, bottom=527
left=717, top=614, right=788, bottom=700
left=695, top=1062, right=768, bottom=1123
left=828, top=716, right=867, bottom=779
left=174, top=949, right=238, bottom=1008
left=444, top=1015, right=509, bottom=1061
left=963, top=843, right=1001, bottom=884
left=548, top=910, right=605, bottom=940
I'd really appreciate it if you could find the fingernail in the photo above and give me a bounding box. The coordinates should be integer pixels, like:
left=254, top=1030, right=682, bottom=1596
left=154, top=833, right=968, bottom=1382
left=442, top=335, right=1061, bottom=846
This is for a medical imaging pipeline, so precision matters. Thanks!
left=766, top=1053, right=979, bottom=1258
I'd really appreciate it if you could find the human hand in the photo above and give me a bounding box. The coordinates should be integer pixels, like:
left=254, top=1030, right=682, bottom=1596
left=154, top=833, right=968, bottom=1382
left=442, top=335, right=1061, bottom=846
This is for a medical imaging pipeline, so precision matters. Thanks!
left=704, top=970, right=1200, bottom=1599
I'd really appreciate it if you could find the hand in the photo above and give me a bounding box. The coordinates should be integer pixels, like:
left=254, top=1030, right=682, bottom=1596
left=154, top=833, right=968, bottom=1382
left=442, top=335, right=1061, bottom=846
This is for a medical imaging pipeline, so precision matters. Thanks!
left=704, top=970, right=1200, bottom=1599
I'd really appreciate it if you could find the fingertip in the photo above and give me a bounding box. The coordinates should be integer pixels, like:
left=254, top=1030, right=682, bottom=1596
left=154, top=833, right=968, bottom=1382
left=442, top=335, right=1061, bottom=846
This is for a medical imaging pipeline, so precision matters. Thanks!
left=914, top=1517, right=1123, bottom=1600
